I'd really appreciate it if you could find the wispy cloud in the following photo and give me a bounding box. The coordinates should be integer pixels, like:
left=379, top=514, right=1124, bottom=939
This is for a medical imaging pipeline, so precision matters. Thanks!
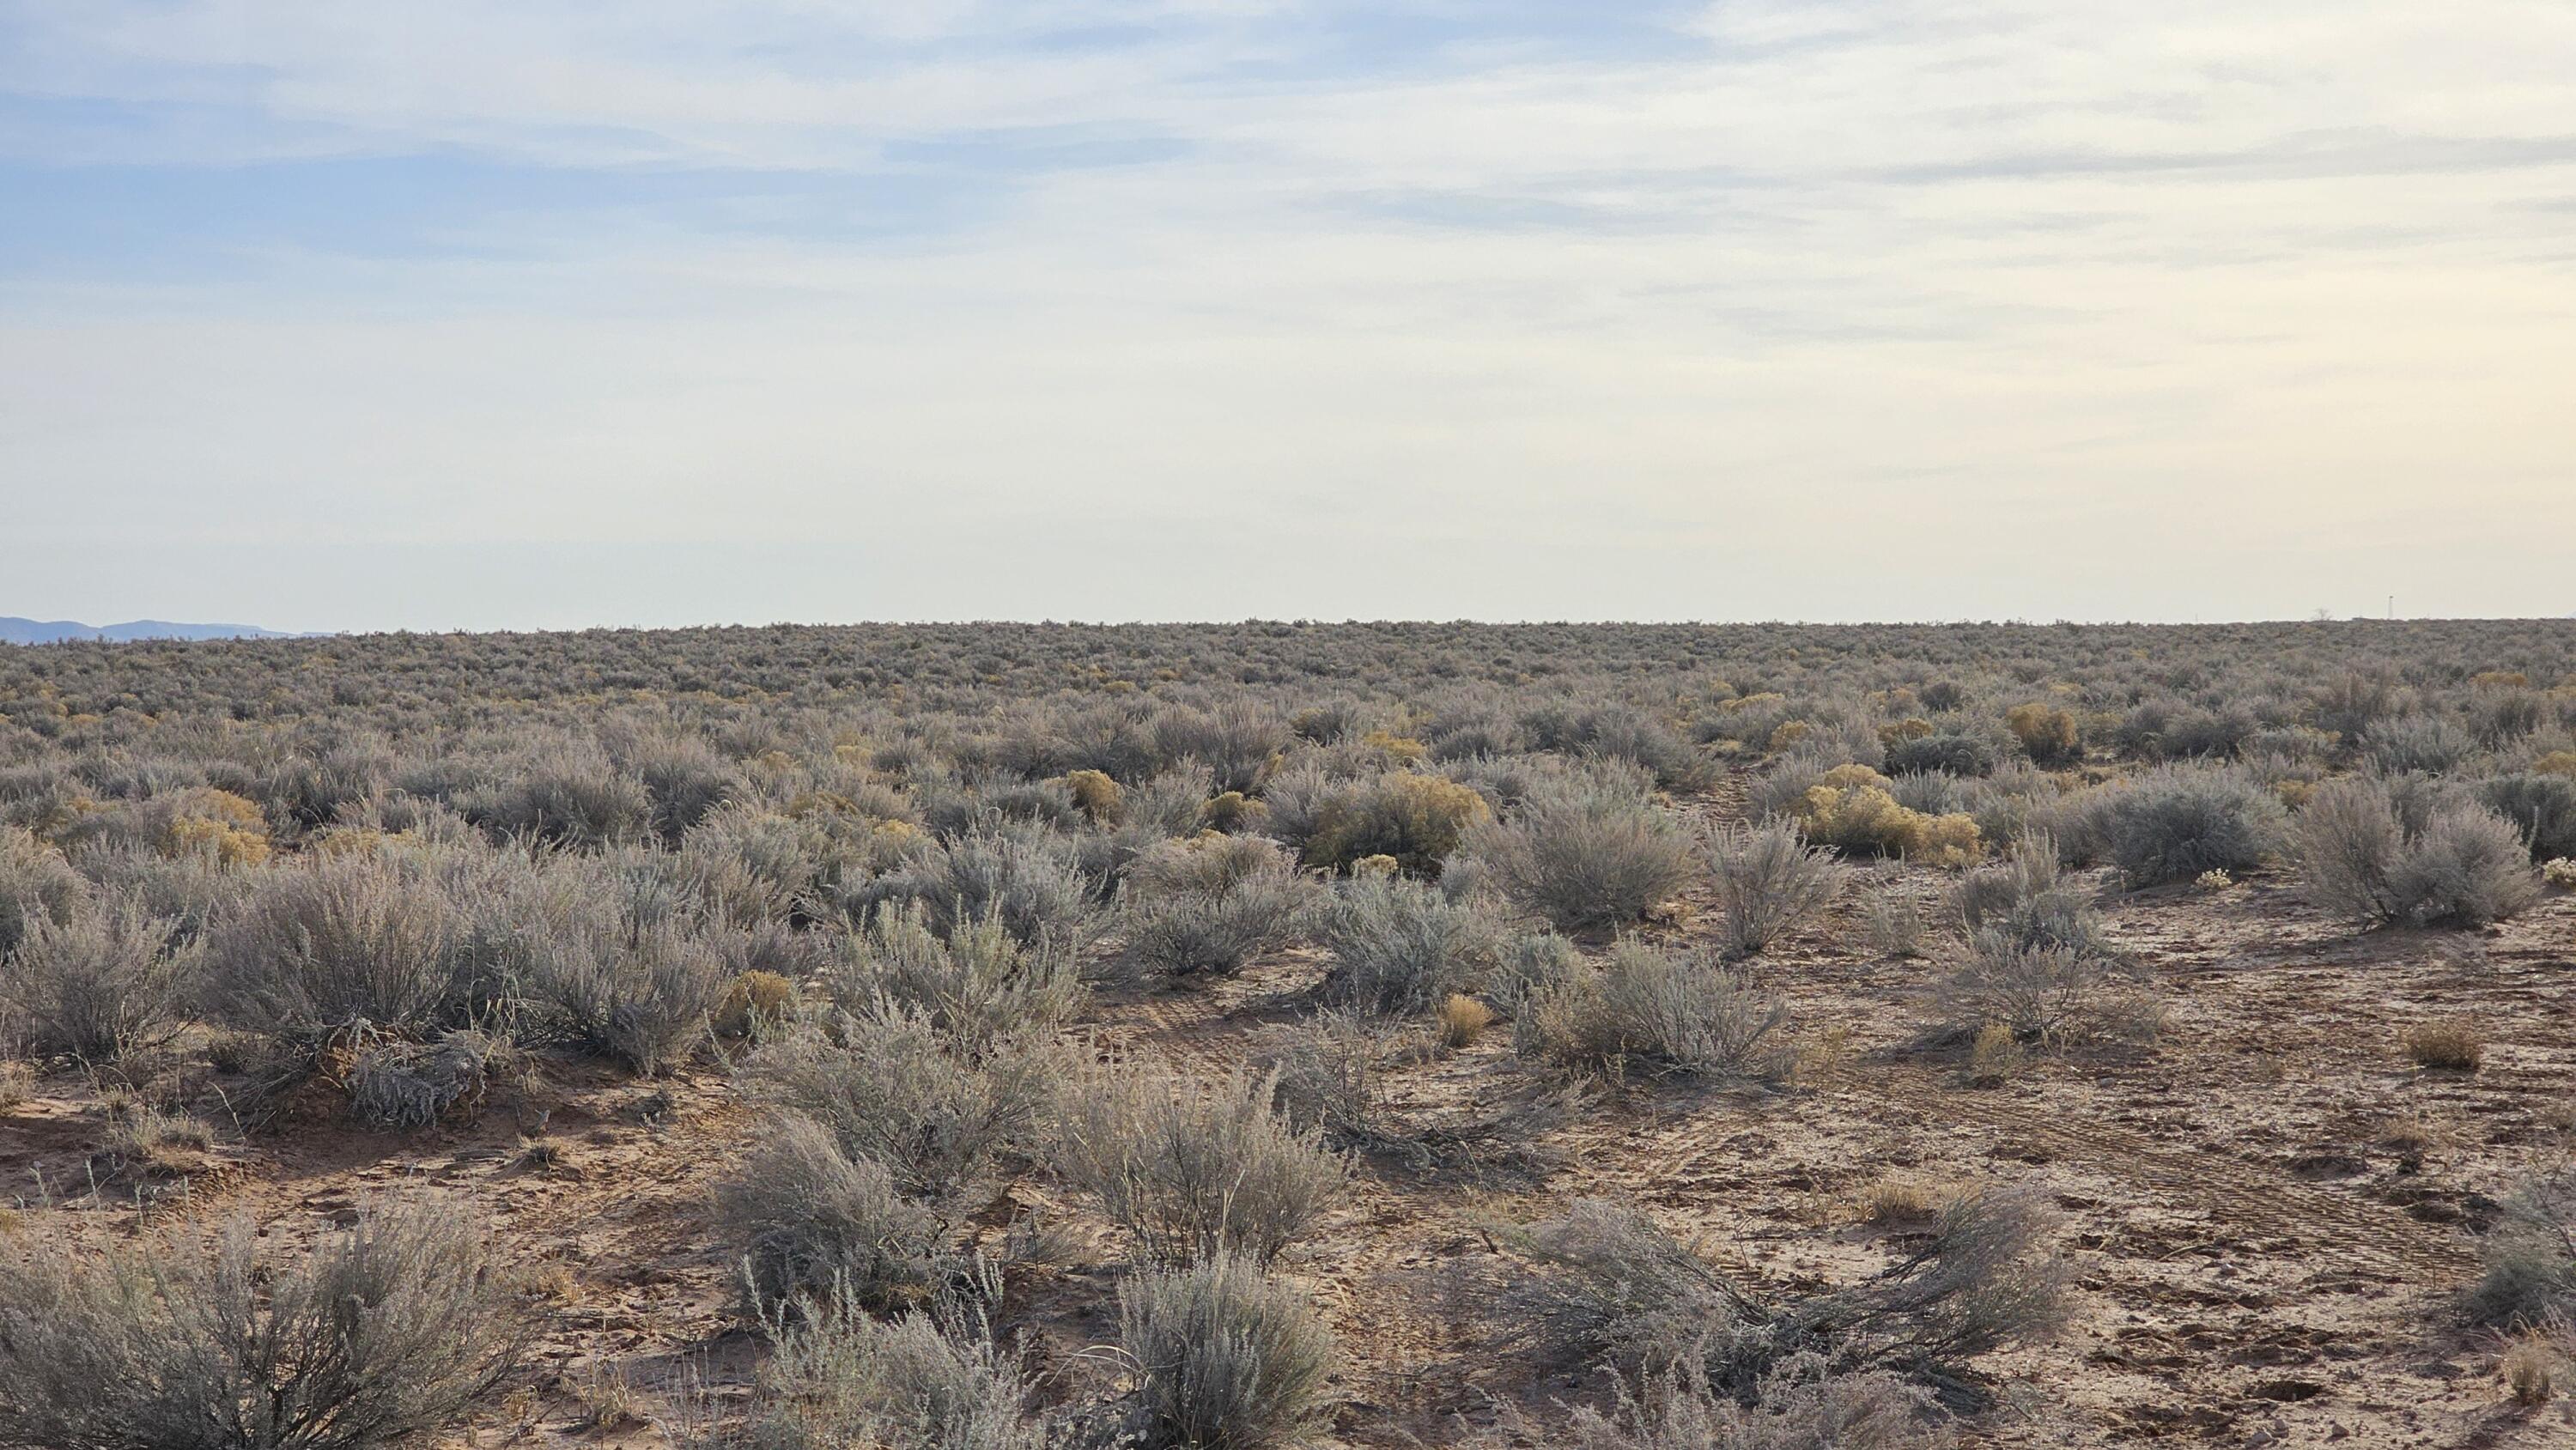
left=1, top=1, right=2571, bottom=628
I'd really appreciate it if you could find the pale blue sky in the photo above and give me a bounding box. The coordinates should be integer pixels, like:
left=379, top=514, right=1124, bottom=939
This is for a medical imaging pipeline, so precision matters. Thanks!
left=3, top=2, right=2572, bottom=630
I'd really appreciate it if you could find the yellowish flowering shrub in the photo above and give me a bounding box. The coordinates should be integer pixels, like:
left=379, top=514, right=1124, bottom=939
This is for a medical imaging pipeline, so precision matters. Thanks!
left=1304, top=773, right=1491, bottom=875
left=1200, top=790, right=1267, bottom=834
left=2005, top=703, right=2081, bottom=767
left=1062, top=768, right=1125, bottom=824
left=160, top=788, right=272, bottom=866
left=714, top=969, right=799, bottom=1037
left=1358, top=729, right=1427, bottom=763
left=1795, top=764, right=1983, bottom=867
left=1876, top=717, right=1934, bottom=746
left=309, top=827, right=392, bottom=858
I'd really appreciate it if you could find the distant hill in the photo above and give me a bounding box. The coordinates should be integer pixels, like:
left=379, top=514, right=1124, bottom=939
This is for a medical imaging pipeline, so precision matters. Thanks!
left=0, top=617, right=319, bottom=645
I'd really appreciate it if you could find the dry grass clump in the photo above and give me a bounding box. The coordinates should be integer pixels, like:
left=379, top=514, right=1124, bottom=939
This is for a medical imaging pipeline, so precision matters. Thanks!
left=1856, top=1176, right=1953, bottom=1229
left=1934, top=933, right=2158, bottom=1051
left=1468, top=776, right=1696, bottom=931
left=2503, top=1327, right=2565, bottom=1406
left=0, top=901, right=196, bottom=1063
left=1502, top=1187, right=2065, bottom=1398
left=1515, top=939, right=1790, bottom=1084
left=0, top=1059, right=30, bottom=1113
left=346, top=1027, right=504, bottom=1129
left=2547, top=858, right=2576, bottom=889
left=94, top=1098, right=217, bottom=1181
left=1437, top=992, right=1497, bottom=1047
left=2403, top=1018, right=2486, bottom=1072
left=1864, top=890, right=1933, bottom=960
left=1054, top=1066, right=1346, bottom=1265
left=1120, top=834, right=1319, bottom=979
left=2296, top=777, right=2542, bottom=928
left=1707, top=819, right=1844, bottom=958
left=2469, top=1168, right=2576, bottom=1329
left=1964, top=1022, right=2025, bottom=1086
left=1119, top=1252, right=1338, bottom=1450
left=0, top=1199, right=523, bottom=1450
left=1315, top=872, right=1499, bottom=1016
left=689, top=1278, right=1051, bottom=1450
left=1558, top=1358, right=1951, bottom=1450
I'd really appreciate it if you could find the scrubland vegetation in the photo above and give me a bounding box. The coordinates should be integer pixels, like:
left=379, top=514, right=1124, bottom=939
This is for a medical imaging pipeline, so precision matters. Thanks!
left=0, top=619, right=2573, bottom=1446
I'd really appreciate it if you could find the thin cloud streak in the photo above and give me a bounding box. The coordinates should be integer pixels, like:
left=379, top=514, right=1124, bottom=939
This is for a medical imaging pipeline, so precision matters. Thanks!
left=0, top=1, right=2571, bottom=626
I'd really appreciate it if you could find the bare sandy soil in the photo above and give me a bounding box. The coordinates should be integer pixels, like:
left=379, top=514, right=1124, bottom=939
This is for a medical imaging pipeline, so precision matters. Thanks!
left=6, top=782, right=2573, bottom=1448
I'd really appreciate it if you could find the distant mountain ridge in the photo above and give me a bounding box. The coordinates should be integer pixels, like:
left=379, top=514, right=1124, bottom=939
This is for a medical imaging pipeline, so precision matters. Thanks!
left=0, top=617, right=319, bottom=645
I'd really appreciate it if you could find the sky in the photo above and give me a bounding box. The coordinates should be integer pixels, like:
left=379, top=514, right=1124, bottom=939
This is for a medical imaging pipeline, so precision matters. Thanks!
left=2, top=1, right=2572, bottom=632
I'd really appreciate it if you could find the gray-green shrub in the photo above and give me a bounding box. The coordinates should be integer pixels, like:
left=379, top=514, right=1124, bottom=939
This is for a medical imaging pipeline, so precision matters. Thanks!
left=526, top=917, right=724, bottom=1074
left=1119, top=1253, right=1338, bottom=1450
left=1120, top=835, right=1319, bottom=979
left=690, top=1283, right=1048, bottom=1450
left=1470, top=777, right=1697, bottom=931
left=741, top=1010, right=1062, bottom=1204
left=1506, top=1187, right=2064, bottom=1393
left=1950, top=833, right=2111, bottom=960
left=1054, top=1067, right=1346, bottom=1265
left=2092, top=767, right=2284, bottom=886
left=1515, top=940, right=1789, bottom=1083
left=891, top=827, right=1095, bottom=951
left=201, top=850, right=468, bottom=1050
left=2296, top=777, right=2541, bottom=927
left=0, top=825, right=85, bottom=955
left=2478, top=772, right=2576, bottom=864
left=1315, top=872, right=1499, bottom=1015
left=718, top=1113, right=951, bottom=1313
left=830, top=903, right=1084, bottom=1049
left=1558, top=1358, right=1948, bottom=1450
left=1, top=902, right=196, bottom=1063
left=0, top=1199, right=522, bottom=1450
left=2469, top=1166, right=2576, bottom=1328
left=2387, top=804, right=2543, bottom=927
left=1933, top=932, right=2155, bottom=1047
left=1707, top=820, right=1844, bottom=959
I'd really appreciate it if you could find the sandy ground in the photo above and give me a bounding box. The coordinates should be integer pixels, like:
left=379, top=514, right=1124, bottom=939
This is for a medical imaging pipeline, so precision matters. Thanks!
left=6, top=789, right=2574, bottom=1447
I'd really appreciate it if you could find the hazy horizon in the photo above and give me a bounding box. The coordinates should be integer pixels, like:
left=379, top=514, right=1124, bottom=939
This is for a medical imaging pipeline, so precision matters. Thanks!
left=5, top=3, right=2573, bottom=633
